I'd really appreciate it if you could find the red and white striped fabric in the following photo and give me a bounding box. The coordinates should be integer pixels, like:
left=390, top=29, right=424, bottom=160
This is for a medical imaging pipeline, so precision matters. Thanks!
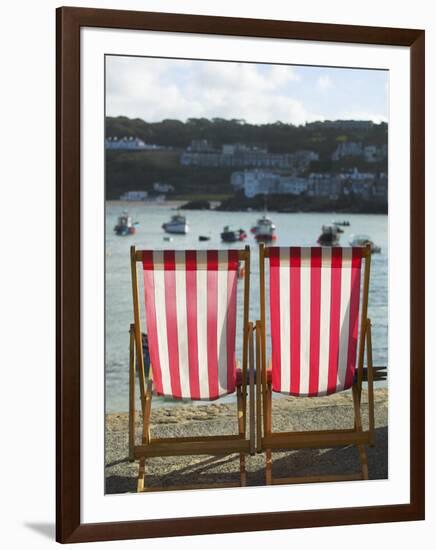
left=142, top=250, right=240, bottom=400
left=269, top=247, right=363, bottom=397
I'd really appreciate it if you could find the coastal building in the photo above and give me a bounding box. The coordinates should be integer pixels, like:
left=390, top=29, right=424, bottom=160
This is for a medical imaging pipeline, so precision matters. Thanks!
left=237, top=170, right=309, bottom=198
left=243, top=170, right=277, bottom=197
left=153, top=182, right=175, bottom=193
left=106, top=136, right=147, bottom=150
left=372, top=177, right=388, bottom=201
left=277, top=177, right=309, bottom=195
left=106, top=136, right=164, bottom=150
left=364, top=144, right=388, bottom=163
left=188, top=139, right=216, bottom=152
left=292, top=149, right=320, bottom=170
left=347, top=168, right=376, bottom=181
left=181, top=141, right=318, bottom=170
left=332, top=142, right=387, bottom=163
left=230, top=171, right=245, bottom=191
left=307, top=173, right=342, bottom=200
left=350, top=180, right=374, bottom=200
left=363, top=145, right=378, bottom=163
left=180, top=149, right=221, bottom=167
left=222, top=143, right=267, bottom=156
left=331, top=141, right=363, bottom=161
left=119, top=190, right=148, bottom=201
left=234, top=167, right=386, bottom=201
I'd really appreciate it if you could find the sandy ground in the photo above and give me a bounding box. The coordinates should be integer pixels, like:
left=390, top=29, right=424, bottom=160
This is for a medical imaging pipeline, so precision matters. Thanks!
left=105, top=388, right=388, bottom=493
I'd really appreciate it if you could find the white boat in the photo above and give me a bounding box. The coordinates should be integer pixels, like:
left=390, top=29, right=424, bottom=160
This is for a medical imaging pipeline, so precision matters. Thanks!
left=349, top=234, right=381, bottom=253
left=162, top=214, right=189, bottom=235
left=251, top=215, right=277, bottom=242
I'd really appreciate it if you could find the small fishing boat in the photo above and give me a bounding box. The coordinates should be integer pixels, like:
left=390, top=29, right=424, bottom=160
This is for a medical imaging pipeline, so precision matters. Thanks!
left=251, top=215, right=277, bottom=242
left=220, top=226, right=247, bottom=243
left=113, top=212, right=138, bottom=236
left=317, top=224, right=340, bottom=246
left=162, top=213, right=189, bottom=235
left=349, top=234, right=381, bottom=253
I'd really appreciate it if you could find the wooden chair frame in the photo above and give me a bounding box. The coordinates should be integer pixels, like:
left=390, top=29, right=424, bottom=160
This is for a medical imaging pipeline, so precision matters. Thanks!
left=256, top=243, right=375, bottom=485
left=129, top=245, right=255, bottom=492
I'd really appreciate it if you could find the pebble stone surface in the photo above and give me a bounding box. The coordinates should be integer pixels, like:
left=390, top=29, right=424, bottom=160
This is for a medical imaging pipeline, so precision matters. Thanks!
left=105, top=388, right=388, bottom=493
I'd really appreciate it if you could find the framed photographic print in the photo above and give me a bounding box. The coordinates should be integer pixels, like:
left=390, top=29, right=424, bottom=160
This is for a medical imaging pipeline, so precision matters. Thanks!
left=56, top=7, right=425, bottom=543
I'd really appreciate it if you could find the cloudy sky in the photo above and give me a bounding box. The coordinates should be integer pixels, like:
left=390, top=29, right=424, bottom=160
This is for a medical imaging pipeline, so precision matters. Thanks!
left=106, top=55, right=388, bottom=125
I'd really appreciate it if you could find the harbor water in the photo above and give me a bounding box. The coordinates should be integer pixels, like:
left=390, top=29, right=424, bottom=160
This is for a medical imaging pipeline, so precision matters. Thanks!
left=105, top=202, right=388, bottom=413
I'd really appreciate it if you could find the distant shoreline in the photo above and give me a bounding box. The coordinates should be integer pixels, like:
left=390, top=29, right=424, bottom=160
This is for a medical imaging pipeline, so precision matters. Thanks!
left=106, top=199, right=388, bottom=215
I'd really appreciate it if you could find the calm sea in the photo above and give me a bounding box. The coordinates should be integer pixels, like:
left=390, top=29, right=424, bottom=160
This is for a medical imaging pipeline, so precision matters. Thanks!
left=105, top=202, right=388, bottom=413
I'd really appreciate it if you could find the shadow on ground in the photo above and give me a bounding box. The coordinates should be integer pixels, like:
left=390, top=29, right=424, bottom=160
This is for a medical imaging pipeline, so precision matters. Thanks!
left=105, top=426, right=387, bottom=494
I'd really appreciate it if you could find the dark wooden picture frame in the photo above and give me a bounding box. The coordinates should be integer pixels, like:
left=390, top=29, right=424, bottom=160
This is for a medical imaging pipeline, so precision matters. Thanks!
left=56, top=6, right=425, bottom=543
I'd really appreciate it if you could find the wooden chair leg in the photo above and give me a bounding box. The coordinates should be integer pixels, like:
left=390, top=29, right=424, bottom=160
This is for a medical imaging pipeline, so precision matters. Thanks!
left=352, top=384, right=369, bottom=480
left=255, top=322, right=262, bottom=453
left=266, top=383, right=272, bottom=434
left=248, top=323, right=256, bottom=456
left=237, top=385, right=247, bottom=486
left=136, top=381, right=153, bottom=492
left=265, top=383, right=273, bottom=484
left=128, top=325, right=136, bottom=462
left=142, top=381, right=153, bottom=444
left=239, top=455, right=246, bottom=487
left=366, top=319, right=376, bottom=447
left=358, top=445, right=369, bottom=480
left=137, top=457, right=146, bottom=492
left=265, top=450, right=273, bottom=485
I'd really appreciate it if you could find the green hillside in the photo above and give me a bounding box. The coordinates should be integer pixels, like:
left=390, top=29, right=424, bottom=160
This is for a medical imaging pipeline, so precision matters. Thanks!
left=105, top=116, right=387, bottom=201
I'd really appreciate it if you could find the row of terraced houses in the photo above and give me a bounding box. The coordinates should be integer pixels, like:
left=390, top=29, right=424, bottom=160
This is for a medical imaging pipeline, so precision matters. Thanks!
left=231, top=168, right=387, bottom=201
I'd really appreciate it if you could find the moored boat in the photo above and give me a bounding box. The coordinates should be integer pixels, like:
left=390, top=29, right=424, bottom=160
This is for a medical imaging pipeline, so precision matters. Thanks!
left=252, top=215, right=277, bottom=242
left=349, top=234, right=381, bottom=253
left=220, top=226, right=247, bottom=243
left=162, top=213, right=189, bottom=235
left=114, top=212, right=138, bottom=236
left=317, top=224, right=340, bottom=246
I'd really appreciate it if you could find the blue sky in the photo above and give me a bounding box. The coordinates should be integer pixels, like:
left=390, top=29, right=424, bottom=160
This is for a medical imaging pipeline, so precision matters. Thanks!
left=106, top=55, right=388, bottom=125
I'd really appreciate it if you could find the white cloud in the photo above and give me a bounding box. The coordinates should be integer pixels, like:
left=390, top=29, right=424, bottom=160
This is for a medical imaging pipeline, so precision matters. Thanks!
left=268, top=65, right=301, bottom=84
left=317, top=75, right=332, bottom=90
left=106, top=56, right=311, bottom=125
left=105, top=57, right=385, bottom=125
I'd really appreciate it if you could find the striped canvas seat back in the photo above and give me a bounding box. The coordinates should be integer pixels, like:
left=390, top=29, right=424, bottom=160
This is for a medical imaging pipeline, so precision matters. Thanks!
left=269, top=247, right=363, bottom=397
left=141, top=250, right=240, bottom=400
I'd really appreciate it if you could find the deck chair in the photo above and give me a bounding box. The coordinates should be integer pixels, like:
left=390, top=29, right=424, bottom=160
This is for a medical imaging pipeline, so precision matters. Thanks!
left=129, top=246, right=255, bottom=491
left=256, top=244, right=375, bottom=485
